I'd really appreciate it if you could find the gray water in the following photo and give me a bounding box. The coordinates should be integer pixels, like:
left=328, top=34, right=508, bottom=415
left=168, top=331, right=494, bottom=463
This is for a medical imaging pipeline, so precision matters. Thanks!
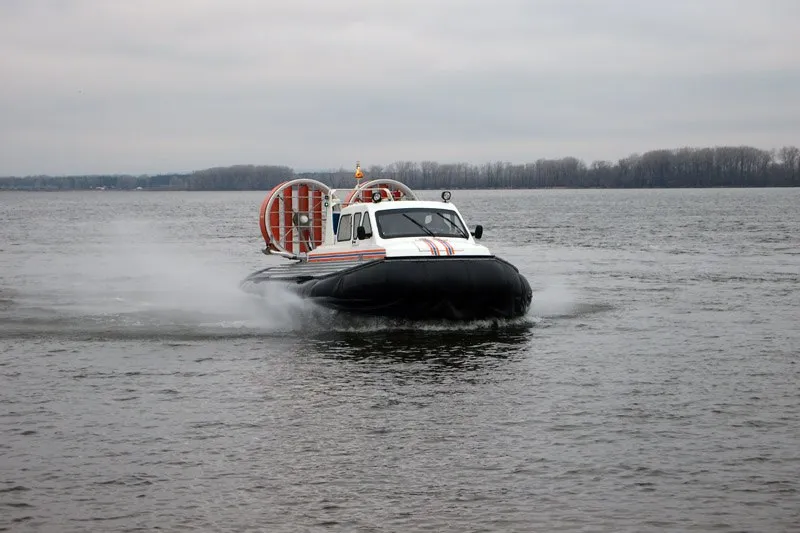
left=1, top=188, right=798, bottom=532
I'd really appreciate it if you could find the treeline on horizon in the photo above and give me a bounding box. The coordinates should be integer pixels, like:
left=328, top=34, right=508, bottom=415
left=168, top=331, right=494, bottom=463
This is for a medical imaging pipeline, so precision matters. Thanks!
left=1, top=145, right=798, bottom=191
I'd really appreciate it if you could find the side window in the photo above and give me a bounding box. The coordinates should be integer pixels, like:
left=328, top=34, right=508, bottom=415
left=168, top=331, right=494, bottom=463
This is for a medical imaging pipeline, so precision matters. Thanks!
left=362, top=212, right=372, bottom=236
left=352, top=212, right=362, bottom=237
left=337, top=214, right=352, bottom=242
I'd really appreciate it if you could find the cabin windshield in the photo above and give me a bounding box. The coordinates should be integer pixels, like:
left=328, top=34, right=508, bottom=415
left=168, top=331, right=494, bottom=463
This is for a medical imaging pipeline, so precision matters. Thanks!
left=375, top=208, right=468, bottom=239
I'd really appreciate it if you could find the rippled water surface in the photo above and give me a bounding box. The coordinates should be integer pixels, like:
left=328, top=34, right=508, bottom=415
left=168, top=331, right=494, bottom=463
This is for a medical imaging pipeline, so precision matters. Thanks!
left=1, top=188, right=798, bottom=532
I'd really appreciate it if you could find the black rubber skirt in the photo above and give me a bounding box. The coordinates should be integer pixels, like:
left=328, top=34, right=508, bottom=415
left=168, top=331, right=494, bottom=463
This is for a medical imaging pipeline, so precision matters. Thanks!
left=248, top=256, right=532, bottom=321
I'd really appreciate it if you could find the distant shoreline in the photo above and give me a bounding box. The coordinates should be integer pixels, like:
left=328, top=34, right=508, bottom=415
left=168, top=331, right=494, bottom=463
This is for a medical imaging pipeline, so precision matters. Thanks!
left=2, top=144, right=798, bottom=190
left=2, top=185, right=799, bottom=193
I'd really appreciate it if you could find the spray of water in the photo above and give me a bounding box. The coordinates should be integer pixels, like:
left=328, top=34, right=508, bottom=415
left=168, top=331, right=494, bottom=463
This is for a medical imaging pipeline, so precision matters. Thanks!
left=7, top=220, right=600, bottom=338
left=529, top=279, right=579, bottom=318
left=528, top=277, right=612, bottom=319
left=2, top=220, right=322, bottom=336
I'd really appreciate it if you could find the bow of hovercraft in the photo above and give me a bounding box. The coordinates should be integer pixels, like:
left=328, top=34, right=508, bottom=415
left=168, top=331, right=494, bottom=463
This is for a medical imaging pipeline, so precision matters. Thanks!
left=296, top=255, right=531, bottom=320
left=240, top=164, right=532, bottom=321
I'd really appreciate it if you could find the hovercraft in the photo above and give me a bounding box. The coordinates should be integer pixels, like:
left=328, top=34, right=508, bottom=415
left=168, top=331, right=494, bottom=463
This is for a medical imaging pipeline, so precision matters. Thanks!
left=241, top=163, right=532, bottom=320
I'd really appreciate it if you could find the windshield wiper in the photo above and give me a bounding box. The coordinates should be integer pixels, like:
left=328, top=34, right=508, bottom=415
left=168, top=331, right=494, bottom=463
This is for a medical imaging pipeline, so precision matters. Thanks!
left=402, top=213, right=435, bottom=237
left=433, top=212, right=468, bottom=238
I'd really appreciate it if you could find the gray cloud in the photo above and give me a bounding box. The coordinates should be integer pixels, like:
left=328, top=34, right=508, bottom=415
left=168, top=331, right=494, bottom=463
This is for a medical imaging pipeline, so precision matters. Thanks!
left=1, top=0, right=798, bottom=175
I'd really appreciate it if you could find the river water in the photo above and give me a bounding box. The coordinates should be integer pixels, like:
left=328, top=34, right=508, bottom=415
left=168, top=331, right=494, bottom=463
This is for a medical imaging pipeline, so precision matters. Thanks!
left=1, top=188, right=798, bottom=532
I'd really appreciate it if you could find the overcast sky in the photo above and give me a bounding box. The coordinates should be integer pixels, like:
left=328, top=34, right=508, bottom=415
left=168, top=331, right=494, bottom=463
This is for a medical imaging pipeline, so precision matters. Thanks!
left=1, top=0, right=798, bottom=176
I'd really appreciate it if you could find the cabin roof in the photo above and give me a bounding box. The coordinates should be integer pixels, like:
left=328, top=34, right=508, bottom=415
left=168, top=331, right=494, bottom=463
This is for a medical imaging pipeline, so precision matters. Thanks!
left=341, top=200, right=458, bottom=214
